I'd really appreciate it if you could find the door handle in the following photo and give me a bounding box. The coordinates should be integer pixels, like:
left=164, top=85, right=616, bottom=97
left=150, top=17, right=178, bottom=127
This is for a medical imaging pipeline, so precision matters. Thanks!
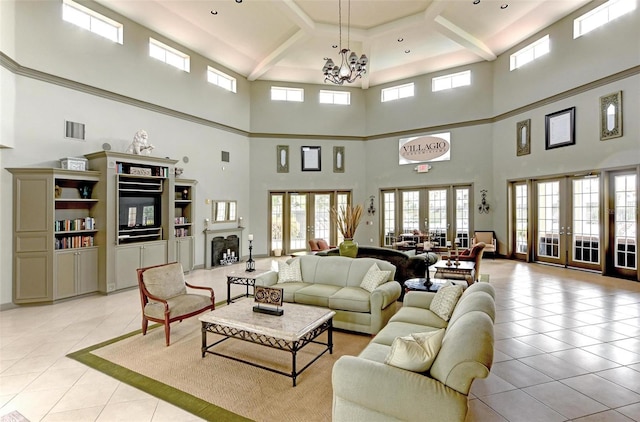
left=559, top=226, right=564, bottom=235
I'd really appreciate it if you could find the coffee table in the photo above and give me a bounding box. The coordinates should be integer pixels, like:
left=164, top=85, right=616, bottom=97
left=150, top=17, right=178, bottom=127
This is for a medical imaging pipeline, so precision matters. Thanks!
left=431, top=260, right=475, bottom=285
left=200, top=301, right=335, bottom=386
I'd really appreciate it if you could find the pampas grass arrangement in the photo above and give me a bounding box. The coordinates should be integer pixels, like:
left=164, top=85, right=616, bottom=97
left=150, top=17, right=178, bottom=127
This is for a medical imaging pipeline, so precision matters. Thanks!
left=331, top=204, right=363, bottom=239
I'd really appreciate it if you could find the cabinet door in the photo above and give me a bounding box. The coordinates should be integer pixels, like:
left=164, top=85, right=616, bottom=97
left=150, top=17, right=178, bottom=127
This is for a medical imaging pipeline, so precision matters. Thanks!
left=77, top=248, right=98, bottom=295
left=142, top=242, right=167, bottom=268
left=115, top=245, right=142, bottom=290
left=55, top=250, right=77, bottom=299
left=177, top=237, right=194, bottom=272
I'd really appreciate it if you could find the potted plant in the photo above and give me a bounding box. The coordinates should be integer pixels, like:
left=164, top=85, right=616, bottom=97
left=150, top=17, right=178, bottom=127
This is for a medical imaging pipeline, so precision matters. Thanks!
left=331, top=204, right=363, bottom=258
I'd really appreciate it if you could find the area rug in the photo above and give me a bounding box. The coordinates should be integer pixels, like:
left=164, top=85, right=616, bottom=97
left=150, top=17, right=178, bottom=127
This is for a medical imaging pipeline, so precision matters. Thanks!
left=67, top=316, right=371, bottom=422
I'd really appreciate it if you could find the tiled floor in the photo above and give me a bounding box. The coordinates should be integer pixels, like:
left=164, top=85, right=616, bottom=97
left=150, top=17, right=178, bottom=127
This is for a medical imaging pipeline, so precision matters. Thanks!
left=1, top=258, right=639, bottom=421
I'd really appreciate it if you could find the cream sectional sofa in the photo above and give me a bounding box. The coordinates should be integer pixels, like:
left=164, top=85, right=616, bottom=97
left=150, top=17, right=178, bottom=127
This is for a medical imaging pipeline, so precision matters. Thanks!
left=332, top=282, right=496, bottom=421
left=255, top=255, right=401, bottom=334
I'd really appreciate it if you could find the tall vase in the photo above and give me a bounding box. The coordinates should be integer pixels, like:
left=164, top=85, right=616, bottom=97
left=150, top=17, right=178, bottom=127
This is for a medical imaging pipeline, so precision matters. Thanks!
left=339, top=238, right=358, bottom=258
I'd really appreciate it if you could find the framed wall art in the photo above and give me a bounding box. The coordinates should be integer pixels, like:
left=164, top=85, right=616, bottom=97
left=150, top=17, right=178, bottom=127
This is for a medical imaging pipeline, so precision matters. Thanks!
left=545, top=107, right=575, bottom=150
left=301, top=146, right=321, bottom=171
left=600, top=91, right=622, bottom=141
left=516, top=119, right=531, bottom=156
left=276, top=145, right=289, bottom=173
left=333, top=146, right=345, bottom=173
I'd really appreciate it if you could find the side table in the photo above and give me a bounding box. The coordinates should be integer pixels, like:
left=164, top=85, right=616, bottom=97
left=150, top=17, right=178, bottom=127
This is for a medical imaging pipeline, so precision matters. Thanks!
left=404, top=278, right=438, bottom=294
left=226, top=269, right=270, bottom=304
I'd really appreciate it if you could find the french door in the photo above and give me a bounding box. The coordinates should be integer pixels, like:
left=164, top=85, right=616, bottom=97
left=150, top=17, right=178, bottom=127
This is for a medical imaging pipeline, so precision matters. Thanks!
left=382, top=185, right=471, bottom=248
left=269, top=191, right=350, bottom=254
left=534, top=176, right=601, bottom=270
left=510, top=169, right=638, bottom=280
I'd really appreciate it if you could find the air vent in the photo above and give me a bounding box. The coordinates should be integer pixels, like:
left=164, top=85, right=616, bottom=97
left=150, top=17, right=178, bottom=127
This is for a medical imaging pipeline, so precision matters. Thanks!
left=65, top=120, right=85, bottom=141
left=221, top=151, right=230, bottom=162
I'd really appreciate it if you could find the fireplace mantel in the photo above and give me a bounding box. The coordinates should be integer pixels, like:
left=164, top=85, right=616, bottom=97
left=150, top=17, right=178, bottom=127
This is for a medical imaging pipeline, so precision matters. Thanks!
left=204, top=228, right=245, bottom=269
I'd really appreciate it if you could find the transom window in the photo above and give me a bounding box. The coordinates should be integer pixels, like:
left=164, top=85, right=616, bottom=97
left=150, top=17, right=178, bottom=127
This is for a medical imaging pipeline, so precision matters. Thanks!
left=149, top=38, right=190, bottom=72
left=574, top=0, right=636, bottom=39
left=319, top=90, right=350, bottom=105
left=381, top=83, right=414, bottom=103
left=207, top=66, right=236, bottom=93
left=510, top=35, right=550, bottom=71
left=432, top=70, right=471, bottom=92
left=271, top=87, right=304, bottom=102
left=62, top=0, right=123, bottom=44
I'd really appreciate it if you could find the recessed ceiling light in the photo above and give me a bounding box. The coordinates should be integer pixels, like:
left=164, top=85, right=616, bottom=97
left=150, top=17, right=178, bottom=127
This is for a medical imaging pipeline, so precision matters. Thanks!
left=473, top=0, right=480, bottom=4
left=405, top=49, right=411, bottom=54
left=398, top=38, right=404, bottom=42
left=235, top=0, right=242, bottom=3
left=210, top=10, right=218, bottom=15
left=500, top=3, right=508, bottom=9
left=332, top=44, right=338, bottom=49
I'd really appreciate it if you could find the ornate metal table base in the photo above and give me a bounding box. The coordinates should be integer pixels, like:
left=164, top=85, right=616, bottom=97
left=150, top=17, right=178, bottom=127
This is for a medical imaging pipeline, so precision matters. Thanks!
left=201, top=319, right=333, bottom=387
left=226, top=270, right=269, bottom=304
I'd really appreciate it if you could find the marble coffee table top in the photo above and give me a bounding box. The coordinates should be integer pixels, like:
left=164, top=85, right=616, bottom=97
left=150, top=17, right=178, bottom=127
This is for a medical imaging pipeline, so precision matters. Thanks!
left=199, top=300, right=335, bottom=342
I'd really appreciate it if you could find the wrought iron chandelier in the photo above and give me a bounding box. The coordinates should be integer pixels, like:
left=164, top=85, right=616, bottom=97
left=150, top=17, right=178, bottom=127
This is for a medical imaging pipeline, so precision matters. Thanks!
left=322, top=0, right=368, bottom=85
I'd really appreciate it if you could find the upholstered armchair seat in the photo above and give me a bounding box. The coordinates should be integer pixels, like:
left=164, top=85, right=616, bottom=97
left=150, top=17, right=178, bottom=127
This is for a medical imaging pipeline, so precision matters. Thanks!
left=472, top=231, right=497, bottom=258
left=137, top=262, right=215, bottom=346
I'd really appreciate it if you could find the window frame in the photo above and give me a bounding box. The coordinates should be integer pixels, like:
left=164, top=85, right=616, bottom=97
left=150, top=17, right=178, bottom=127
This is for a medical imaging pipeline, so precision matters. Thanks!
left=62, top=0, right=123, bottom=44
left=207, top=66, right=237, bottom=93
left=271, top=86, right=304, bottom=102
left=509, top=35, right=550, bottom=71
left=381, top=83, right=415, bottom=103
left=149, top=37, right=191, bottom=72
left=432, top=70, right=471, bottom=92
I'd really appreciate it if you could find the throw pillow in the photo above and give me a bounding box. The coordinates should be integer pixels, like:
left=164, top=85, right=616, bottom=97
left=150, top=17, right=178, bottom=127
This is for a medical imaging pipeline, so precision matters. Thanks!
left=384, top=329, right=445, bottom=372
left=430, top=284, right=464, bottom=321
left=277, top=259, right=302, bottom=283
left=360, top=263, right=391, bottom=292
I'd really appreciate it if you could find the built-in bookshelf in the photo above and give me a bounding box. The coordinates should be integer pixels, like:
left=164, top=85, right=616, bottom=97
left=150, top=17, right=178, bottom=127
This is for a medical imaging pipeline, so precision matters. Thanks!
left=116, top=174, right=164, bottom=245
left=174, top=179, right=196, bottom=271
left=8, top=168, right=101, bottom=303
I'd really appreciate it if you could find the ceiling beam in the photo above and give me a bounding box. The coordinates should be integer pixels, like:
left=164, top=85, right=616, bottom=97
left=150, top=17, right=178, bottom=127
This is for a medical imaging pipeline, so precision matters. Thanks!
left=247, top=29, right=311, bottom=81
left=433, top=15, right=497, bottom=61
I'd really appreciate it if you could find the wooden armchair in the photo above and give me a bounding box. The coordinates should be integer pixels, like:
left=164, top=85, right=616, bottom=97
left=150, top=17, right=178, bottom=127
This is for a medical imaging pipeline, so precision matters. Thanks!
left=473, top=231, right=497, bottom=258
left=137, top=262, right=215, bottom=346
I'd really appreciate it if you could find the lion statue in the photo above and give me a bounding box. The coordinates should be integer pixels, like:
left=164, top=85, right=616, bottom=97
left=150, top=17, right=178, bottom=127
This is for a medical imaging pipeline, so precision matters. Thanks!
left=126, top=130, right=154, bottom=155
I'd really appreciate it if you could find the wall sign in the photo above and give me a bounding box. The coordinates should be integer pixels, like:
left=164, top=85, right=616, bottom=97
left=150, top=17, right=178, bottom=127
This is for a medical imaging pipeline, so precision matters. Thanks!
left=398, top=133, right=451, bottom=165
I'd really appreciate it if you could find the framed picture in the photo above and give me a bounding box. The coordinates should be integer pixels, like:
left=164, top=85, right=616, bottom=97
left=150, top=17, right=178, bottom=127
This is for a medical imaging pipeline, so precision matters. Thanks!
left=600, top=91, right=623, bottom=141
left=276, top=145, right=289, bottom=173
left=516, top=119, right=531, bottom=156
left=301, top=146, right=321, bottom=171
left=333, top=146, right=345, bottom=173
left=545, top=107, right=575, bottom=150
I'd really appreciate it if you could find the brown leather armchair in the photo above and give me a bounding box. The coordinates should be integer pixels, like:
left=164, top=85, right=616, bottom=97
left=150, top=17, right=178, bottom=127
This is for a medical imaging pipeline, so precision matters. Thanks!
left=308, top=238, right=334, bottom=251
left=137, top=262, right=215, bottom=346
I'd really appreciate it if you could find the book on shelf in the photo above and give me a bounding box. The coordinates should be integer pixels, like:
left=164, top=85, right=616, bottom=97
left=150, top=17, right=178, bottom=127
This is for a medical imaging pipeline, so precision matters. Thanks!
left=174, top=217, right=188, bottom=224
left=116, top=163, right=169, bottom=178
left=55, top=217, right=96, bottom=232
left=55, top=235, right=95, bottom=250
left=174, top=228, right=190, bottom=237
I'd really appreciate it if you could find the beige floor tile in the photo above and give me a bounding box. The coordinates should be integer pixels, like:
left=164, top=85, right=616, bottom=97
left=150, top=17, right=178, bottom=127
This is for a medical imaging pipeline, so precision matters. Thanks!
left=543, top=328, right=602, bottom=347
left=23, top=366, right=87, bottom=392
left=490, top=360, right=554, bottom=388
left=109, top=382, right=158, bottom=404
left=596, top=367, right=640, bottom=394
left=616, top=402, right=640, bottom=422
left=0, top=387, right=68, bottom=422
left=550, top=348, right=621, bottom=372
left=493, top=338, right=545, bottom=359
left=571, top=410, right=636, bottom=422
left=470, top=372, right=517, bottom=397
left=518, top=353, right=589, bottom=379
left=95, top=398, right=158, bottom=422
left=49, top=384, right=118, bottom=414
left=523, top=381, right=608, bottom=419
left=479, top=390, right=565, bottom=422
left=151, top=400, right=205, bottom=422
left=465, top=398, right=508, bottom=422
left=41, top=406, right=104, bottom=422
left=561, top=374, right=640, bottom=408
left=582, top=343, right=640, bottom=366
left=0, top=373, right=39, bottom=396
left=514, top=333, right=573, bottom=353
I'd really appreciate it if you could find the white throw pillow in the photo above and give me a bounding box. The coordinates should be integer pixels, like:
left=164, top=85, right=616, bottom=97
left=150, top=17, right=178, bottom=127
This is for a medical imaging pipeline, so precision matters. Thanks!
left=385, top=329, right=445, bottom=372
left=277, top=259, right=302, bottom=283
left=430, top=284, right=464, bottom=321
left=360, top=263, right=391, bottom=292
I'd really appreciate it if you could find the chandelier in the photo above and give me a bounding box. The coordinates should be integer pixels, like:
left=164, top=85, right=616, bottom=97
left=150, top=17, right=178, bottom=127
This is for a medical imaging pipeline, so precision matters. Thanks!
left=322, top=0, right=368, bottom=85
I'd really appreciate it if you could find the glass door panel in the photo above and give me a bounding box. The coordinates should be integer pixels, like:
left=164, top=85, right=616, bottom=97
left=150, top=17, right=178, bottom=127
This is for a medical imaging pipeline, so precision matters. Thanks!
left=455, top=188, right=470, bottom=248
left=312, top=194, right=332, bottom=245
left=401, top=191, right=420, bottom=235
left=428, top=189, right=448, bottom=247
left=382, top=191, right=396, bottom=246
left=289, top=193, right=307, bottom=252
left=515, top=183, right=528, bottom=256
left=270, top=194, right=284, bottom=253
left=609, top=173, right=637, bottom=279
left=536, top=180, right=562, bottom=263
left=569, top=176, right=600, bottom=269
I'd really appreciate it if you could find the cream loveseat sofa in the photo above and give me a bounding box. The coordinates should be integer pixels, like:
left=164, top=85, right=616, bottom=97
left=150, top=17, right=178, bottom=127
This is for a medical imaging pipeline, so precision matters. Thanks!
left=332, top=282, right=496, bottom=421
left=255, top=255, right=401, bottom=334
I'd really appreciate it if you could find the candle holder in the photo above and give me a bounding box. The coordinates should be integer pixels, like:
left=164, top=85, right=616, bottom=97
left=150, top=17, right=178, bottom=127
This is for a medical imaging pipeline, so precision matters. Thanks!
left=246, top=240, right=255, bottom=272
left=220, top=256, right=238, bottom=266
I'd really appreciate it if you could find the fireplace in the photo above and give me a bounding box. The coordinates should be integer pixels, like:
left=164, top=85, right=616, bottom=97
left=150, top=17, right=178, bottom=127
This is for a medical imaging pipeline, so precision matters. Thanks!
left=212, top=235, right=240, bottom=267
left=204, top=228, right=245, bottom=269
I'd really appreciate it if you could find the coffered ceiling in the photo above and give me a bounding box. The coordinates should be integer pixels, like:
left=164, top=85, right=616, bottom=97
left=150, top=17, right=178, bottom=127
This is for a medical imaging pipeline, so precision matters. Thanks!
left=95, top=0, right=592, bottom=88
